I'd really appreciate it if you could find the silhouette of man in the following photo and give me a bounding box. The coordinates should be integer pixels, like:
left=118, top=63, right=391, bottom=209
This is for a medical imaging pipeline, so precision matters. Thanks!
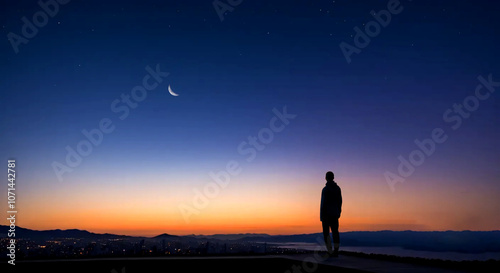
left=320, top=171, right=342, bottom=257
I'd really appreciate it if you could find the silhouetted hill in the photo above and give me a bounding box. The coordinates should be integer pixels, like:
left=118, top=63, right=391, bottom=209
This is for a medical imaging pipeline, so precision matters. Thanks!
left=237, top=233, right=317, bottom=243
left=238, top=230, right=500, bottom=254
left=0, top=225, right=132, bottom=241
left=153, top=233, right=179, bottom=239
left=341, top=230, right=500, bottom=253
left=194, top=233, right=271, bottom=240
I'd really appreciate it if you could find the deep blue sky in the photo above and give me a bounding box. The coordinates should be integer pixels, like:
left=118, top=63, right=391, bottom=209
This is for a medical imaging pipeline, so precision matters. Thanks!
left=0, top=0, right=499, bottom=234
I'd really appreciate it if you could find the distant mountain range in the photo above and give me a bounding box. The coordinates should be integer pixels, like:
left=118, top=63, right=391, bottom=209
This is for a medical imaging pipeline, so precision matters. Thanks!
left=2, top=225, right=499, bottom=254
left=235, top=230, right=500, bottom=253
left=0, top=225, right=132, bottom=241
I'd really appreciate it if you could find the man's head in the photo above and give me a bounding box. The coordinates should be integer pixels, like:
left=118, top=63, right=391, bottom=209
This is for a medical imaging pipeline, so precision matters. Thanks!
left=325, top=171, right=334, bottom=182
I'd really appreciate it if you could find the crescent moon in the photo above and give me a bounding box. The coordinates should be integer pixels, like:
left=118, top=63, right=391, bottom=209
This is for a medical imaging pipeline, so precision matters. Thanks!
left=168, top=85, right=179, bottom=96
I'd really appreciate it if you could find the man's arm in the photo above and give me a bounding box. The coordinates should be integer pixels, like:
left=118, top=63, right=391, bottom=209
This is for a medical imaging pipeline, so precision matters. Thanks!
left=320, top=188, right=325, bottom=220
left=337, top=187, right=342, bottom=217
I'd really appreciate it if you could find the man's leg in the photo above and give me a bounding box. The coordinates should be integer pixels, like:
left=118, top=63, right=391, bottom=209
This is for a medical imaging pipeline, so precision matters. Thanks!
left=322, top=221, right=332, bottom=254
left=331, top=218, right=340, bottom=256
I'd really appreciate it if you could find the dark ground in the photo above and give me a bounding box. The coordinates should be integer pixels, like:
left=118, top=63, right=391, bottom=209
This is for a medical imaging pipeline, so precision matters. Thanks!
left=2, top=256, right=369, bottom=273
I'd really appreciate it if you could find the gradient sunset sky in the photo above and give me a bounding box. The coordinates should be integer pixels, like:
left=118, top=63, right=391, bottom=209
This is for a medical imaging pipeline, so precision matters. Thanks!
left=1, top=0, right=499, bottom=236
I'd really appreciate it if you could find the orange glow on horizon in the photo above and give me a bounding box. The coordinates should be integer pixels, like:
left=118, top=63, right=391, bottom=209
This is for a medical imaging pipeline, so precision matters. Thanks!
left=3, top=175, right=500, bottom=237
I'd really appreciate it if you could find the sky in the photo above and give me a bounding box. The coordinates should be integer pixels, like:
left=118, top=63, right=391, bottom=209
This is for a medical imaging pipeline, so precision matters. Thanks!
left=0, top=0, right=499, bottom=236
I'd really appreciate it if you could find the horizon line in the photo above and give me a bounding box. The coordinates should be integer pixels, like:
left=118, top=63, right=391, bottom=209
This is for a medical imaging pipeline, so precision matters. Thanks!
left=4, top=225, right=500, bottom=238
